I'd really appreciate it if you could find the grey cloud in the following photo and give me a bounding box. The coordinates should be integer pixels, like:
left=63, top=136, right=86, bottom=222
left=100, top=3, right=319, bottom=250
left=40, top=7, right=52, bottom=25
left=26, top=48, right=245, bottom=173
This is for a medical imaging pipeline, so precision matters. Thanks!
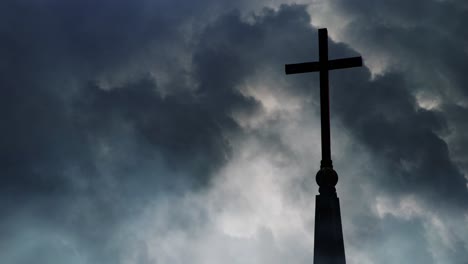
left=318, top=0, right=468, bottom=184
left=186, top=5, right=468, bottom=261
left=0, top=1, right=259, bottom=263
left=331, top=68, right=467, bottom=210
left=0, top=1, right=467, bottom=263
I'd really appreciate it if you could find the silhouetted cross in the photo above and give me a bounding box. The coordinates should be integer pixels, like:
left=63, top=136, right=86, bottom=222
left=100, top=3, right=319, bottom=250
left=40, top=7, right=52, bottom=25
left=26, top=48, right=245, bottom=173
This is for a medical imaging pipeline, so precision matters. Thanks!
left=285, top=28, right=362, bottom=169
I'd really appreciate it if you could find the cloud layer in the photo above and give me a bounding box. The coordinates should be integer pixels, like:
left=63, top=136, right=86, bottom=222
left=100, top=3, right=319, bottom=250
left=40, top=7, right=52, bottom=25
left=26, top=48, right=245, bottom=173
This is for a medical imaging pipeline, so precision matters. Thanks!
left=0, top=1, right=467, bottom=263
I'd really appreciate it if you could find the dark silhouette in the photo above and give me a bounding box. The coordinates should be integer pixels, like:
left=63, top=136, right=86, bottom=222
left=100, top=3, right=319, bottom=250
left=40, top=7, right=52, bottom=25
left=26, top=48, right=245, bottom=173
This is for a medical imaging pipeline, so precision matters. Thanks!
left=285, top=28, right=362, bottom=264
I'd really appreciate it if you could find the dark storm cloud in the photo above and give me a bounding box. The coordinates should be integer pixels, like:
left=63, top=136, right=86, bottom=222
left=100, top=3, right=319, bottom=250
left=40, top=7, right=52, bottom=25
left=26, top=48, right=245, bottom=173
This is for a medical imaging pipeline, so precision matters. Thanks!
left=0, top=1, right=259, bottom=263
left=0, top=4, right=320, bottom=263
left=192, top=3, right=467, bottom=260
left=308, top=0, right=468, bottom=208
left=0, top=0, right=251, bottom=202
left=178, top=5, right=468, bottom=260
left=323, top=0, right=468, bottom=185
left=331, top=68, right=468, bottom=209
left=1, top=0, right=467, bottom=263
left=195, top=0, right=468, bottom=211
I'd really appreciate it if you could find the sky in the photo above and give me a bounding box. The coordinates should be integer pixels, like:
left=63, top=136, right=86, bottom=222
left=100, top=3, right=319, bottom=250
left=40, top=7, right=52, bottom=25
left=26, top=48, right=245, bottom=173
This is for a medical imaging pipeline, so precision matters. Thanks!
left=1, top=0, right=467, bottom=263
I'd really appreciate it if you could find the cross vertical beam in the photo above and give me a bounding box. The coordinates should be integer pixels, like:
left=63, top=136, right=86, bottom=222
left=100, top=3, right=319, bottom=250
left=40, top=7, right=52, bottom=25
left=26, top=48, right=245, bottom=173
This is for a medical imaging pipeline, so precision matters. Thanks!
left=319, top=28, right=331, bottom=168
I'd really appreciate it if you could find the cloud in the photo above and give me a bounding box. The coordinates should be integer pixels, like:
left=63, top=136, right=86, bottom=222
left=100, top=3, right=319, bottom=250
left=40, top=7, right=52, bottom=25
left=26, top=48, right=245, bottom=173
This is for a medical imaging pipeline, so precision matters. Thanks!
left=0, top=1, right=466, bottom=264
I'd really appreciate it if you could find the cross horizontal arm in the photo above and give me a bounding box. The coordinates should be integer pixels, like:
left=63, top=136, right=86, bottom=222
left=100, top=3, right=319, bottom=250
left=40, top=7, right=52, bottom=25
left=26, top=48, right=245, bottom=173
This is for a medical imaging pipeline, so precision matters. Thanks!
left=329, top=56, right=362, bottom=70
left=285, top=61, right=321, bottom=74
left=285, top=56, right=362, bottom=75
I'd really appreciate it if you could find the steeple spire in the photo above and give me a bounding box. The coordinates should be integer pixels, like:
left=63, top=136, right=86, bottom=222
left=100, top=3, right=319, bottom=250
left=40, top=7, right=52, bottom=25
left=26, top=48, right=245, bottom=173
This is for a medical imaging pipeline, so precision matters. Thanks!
left=285, top=28, right=363, bottom=263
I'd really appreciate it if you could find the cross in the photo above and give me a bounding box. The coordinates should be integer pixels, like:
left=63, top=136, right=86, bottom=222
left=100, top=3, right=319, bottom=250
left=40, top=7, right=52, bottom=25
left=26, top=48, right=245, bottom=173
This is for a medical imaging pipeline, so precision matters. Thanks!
left=285, top=28, right=362, bottom=169
left=285, top=28, right=363, bottom=264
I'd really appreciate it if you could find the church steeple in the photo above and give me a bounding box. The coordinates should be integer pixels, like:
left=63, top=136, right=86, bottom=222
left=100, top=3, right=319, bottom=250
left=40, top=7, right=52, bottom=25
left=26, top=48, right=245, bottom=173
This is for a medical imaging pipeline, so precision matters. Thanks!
left=285, top=28, right=363, bottom=263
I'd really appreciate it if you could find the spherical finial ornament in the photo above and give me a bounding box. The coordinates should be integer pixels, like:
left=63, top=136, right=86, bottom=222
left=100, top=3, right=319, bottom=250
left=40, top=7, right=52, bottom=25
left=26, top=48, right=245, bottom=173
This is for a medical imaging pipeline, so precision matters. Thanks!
left=316, top=167, right=338, bottom=194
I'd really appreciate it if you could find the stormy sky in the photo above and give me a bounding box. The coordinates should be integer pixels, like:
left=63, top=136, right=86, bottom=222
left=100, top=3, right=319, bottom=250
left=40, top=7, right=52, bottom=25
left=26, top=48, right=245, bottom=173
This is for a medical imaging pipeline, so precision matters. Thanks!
left=1, top=0, right=467, bottom=263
